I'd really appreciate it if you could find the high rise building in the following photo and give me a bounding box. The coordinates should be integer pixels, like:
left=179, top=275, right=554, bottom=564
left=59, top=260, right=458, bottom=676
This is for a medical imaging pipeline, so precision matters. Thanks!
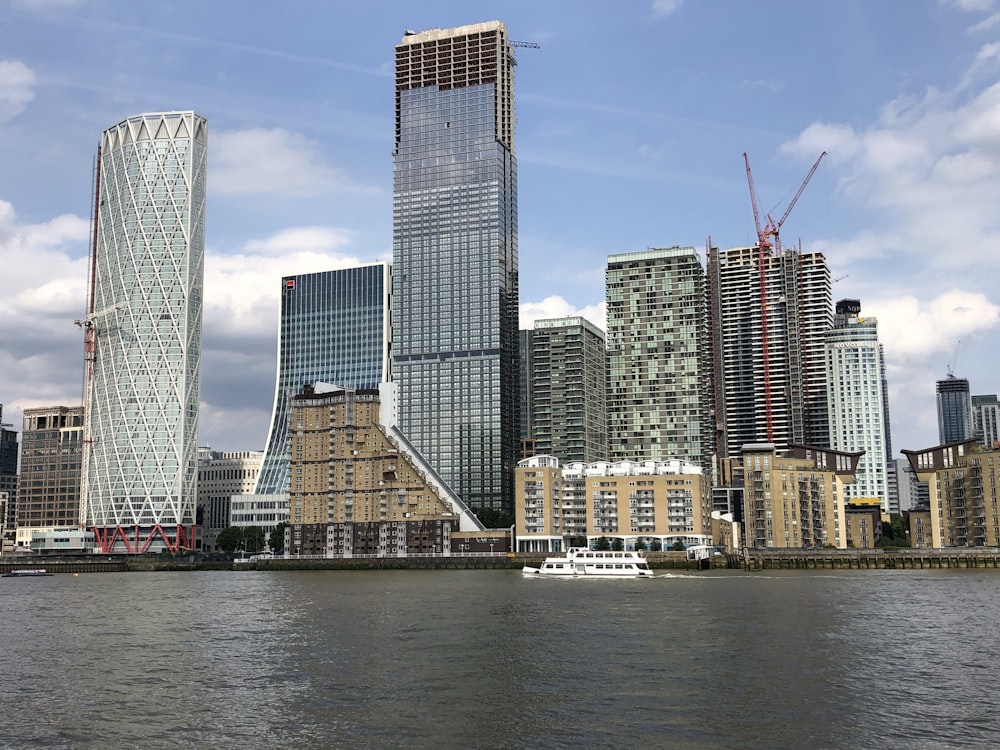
left=824, top=299, right=892, bottom=511
left=16, top=406, right=84, bottom=541
left=972, top=394, right=1000, bottom=449
left=0, top=405, right=19, bottom=552
left=254, top=263, right=391, bottom=496
left=708, top=244, right=832, bottom=459
left=936, top=375, right=972, bottom=444
left=82, top=112, right=206, bottom=554
left=518, top=329, right=535, bottom=456
left=606, top=247, right=713, bottom=476
left=523, top=317, right=607, bottom=464
left=393, top=21, right=520, bottom=513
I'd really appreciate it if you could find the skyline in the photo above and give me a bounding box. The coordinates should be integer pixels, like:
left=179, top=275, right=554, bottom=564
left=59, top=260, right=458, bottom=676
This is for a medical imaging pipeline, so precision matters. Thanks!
left=2, top=0, right=1000, bottom=457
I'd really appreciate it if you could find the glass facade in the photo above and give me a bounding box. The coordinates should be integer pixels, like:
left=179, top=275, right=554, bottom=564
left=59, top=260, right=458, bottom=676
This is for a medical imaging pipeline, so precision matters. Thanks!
left=254, top=263, right=391, bottom=495
left=392, top=22, right=520, bottom=513
left=606, top=248, right=713, bottom=478
left=84, top=112, right=206, bottom=550
left=824, top=306, right=891, bottom=511
left=937, top=375, right=973, bottom=444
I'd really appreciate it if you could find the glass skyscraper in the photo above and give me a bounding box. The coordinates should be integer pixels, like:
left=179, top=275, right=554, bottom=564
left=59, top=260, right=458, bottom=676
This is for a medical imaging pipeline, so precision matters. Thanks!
left=83, top=111, right=206, bottom=553
left=937, top=374, right=973, bottom=444
left=254, top=263, right=392, bottom=495
left=824, top=299, right=892, bottom=512
left=606, top=247, right=714, bottom=478
left=392, top=22, right=520, bottom=513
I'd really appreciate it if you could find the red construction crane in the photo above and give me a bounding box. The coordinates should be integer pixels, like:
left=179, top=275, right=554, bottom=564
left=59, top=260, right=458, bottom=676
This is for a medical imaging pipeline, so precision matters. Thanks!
left=741, top=151, right=826, bottom=441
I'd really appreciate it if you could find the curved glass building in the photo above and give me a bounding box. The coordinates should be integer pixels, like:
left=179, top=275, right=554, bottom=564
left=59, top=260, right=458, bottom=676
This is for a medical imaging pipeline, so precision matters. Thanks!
left=83, top=111, right=207, bottom=553
left=253, top=263, right=392, bottom=495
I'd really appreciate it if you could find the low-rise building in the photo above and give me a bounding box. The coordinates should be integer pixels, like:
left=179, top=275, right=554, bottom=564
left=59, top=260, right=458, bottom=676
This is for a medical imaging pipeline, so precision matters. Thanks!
left=845, top=498, right=883, bottom=549
left=902, top=439, right=1000, bottom=548
left=198, top=448, right=264, bottom=552
left=285, top=382, right=483, bottom=557
left=739, top=443, right=860, bottom=549
left=514, top=456, right=710, bottom=553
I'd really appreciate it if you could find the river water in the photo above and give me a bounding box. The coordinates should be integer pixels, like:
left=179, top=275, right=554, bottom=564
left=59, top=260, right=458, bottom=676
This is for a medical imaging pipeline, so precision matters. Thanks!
left=1, top=568, right=998, bottom=749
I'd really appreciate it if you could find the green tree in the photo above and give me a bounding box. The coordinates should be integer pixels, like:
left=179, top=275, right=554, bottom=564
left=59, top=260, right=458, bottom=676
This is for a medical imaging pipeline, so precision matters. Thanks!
left=216, top=526, right=244, bottom=553
left=671, top=540, right=686, bottom=552
left=635, top=539, right=647, bottom=551
left=611, top=538, right=624, bottom=551
left=568, top=535, right=588, bottom=548
left=269, top=522, right=289, bottom=553
left=594, top=536, right=611, bottom=551
left=649, top=539, right=662, bottom=552
left=244, top=526, right=266, bottom=553
left=474, top=508, right=515, bottom=529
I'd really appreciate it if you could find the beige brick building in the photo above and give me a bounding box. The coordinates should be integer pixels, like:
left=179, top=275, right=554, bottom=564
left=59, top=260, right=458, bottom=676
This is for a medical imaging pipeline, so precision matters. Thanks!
left=514, top=456, right=710, bottom=553
left=287, top=383, right=483, bottom=556
left=902, top=439, right=1000, bottom=548
left=740, top=443, right=860, bottom=549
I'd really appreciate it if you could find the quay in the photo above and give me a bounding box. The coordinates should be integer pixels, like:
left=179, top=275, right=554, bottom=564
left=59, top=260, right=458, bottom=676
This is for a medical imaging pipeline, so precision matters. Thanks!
left=733, top=549, right=1000, bottom=570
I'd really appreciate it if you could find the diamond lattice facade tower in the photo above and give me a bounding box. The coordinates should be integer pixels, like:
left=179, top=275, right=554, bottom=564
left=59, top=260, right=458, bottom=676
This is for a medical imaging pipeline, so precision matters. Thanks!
left=393, top=22, right=520, bottom=513
left=824, top=299, right=892, bottom=512
left=606, top=247, right=714, bottom=477
left=83, top=112, right=206, bottom=553
left=708, top=245, right=832, bottom=459
left=254, top=263, right=392, bottom=496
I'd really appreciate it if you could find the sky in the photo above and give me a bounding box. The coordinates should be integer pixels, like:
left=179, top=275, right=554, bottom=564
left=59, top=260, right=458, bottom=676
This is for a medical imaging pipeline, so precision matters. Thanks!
left=1, top=0, right=999, bottom=459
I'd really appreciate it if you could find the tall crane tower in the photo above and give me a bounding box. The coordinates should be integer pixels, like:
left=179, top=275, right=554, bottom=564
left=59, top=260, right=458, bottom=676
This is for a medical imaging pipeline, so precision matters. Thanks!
left=742, top=151, right=826, bottom=441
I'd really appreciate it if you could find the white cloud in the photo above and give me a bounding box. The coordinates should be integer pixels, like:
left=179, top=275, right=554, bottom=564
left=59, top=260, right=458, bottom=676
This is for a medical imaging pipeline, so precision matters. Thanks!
left=651, top=0, right=683, bottom=18
left=9, top=0, right=82, bottom=9
left=784, top=45, right=1000, bottom=449
left=520, top=295, right=607, bottom=332
left=943, top=0, right=995, bottom=11
left=0, top=200, right=91, bottom=428
left=0, top=60, right=37, bottom=122
left=206, top=226, right=373, bottom=339
left=210, top=128, right=378, bottom=197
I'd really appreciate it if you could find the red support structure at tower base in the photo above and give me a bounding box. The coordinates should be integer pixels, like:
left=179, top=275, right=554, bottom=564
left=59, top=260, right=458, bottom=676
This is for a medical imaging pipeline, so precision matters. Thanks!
left=92, top=524, right=197, bottom=554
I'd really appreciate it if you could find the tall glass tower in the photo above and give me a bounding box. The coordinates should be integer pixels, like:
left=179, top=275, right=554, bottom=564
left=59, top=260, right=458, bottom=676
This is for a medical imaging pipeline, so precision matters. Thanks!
left=937, top=375, right=973, bottom=444
left=393, top=22, right=520, bottom=513
left=606, top=247, right=713, bottom=478
left=254, top=263, right=392, bottom=495
left=824, top=299, right=892, bottom=512
left=83, top=111, right=207, bottom=553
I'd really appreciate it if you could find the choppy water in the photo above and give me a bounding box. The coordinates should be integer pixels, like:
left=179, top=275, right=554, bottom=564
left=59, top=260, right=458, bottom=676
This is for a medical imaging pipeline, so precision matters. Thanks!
left=1, top=568, right=998, bottom=749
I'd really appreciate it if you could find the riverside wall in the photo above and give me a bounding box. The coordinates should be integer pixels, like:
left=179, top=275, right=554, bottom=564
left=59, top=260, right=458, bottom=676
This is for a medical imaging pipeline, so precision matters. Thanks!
left=9, top=550, right=1000, bottom=573
left=734, top=549, right=1000, bottom=570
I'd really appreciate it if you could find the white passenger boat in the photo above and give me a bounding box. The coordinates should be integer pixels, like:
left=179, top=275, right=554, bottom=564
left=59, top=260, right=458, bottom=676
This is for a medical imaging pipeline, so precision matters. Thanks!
left=522, top=548, right=654, bottom=578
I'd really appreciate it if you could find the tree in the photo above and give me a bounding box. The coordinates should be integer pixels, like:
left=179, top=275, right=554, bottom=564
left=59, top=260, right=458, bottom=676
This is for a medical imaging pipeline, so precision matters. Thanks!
left=216, top=526, right=244, bottom=553
left=474, top=508, right=515, bottom=529
left=594, top=536, right=611, bottom=551
left=269, top=522, right=289, bottom=554
left=611, top=538, right=624, bottom=551
left=635, top=539, right=647, bottom=551
left=671, top=540, right=686, bottom=552
left=568, top=535, right=588, bottom=548
left=244, top=526, right=266, bottom=553
left=649, top=539, right=662, bottom=552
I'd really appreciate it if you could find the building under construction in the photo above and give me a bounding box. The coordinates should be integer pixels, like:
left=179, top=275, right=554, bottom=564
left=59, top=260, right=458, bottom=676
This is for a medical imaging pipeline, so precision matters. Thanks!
left=708, top=153, right=832, bottom=460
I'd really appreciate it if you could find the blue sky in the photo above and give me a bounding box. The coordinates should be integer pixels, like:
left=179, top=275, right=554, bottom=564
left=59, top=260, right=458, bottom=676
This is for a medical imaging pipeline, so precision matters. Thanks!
left=1, top=0, right=999, bottom=458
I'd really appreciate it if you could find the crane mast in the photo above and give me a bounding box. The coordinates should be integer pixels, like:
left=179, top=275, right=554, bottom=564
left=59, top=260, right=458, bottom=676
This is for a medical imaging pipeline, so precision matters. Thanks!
left=742, top=151, right=826, bottom=443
